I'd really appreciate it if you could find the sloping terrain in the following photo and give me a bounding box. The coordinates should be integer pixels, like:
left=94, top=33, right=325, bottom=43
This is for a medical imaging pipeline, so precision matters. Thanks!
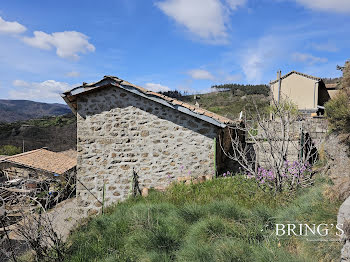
left=64, top=176, right=341, bottom=262
left=0, top=114, right=76, bottom=152
left=182, top=92, right=269, bottom=120
left=0, top=100, right=71, bottom=123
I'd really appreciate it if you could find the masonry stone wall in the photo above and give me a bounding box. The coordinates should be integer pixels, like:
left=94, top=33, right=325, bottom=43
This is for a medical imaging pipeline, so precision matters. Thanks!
left=76, top=86, right=219, bottom=216
left=255, top=118, right=328, bottom=167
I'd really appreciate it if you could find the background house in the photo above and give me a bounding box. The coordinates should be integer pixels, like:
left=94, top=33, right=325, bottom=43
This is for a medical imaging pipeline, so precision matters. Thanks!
left=270, top=71, right=331, bottom=115
left=326, top=83, right=340, bottom=99
left=0, top=148, right=76, bottom=181
left=62, top=75, right=241, bottom=216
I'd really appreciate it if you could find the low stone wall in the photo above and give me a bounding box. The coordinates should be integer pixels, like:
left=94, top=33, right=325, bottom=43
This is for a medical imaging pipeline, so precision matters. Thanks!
left=255, top=118, right=328, bottom=168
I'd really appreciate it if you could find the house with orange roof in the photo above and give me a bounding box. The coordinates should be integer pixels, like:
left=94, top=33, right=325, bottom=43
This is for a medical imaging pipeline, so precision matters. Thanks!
left=0, top=148, right=76, bottom=181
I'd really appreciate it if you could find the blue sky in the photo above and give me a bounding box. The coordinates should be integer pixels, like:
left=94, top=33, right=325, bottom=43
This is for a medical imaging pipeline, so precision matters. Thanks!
left=0, top=0, right=349, bottom=103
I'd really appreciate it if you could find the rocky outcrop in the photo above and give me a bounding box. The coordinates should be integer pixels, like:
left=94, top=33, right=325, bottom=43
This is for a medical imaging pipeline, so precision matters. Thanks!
left=324, top=134, right=350, bottom=201
left=338, top=197, right=350, bottom=261
left=326, top=134, right=350, bottom=261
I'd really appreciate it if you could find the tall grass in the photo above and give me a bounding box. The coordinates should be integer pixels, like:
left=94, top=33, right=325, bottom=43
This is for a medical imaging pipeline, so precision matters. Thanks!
left=65, top=176, right=341, bottom=262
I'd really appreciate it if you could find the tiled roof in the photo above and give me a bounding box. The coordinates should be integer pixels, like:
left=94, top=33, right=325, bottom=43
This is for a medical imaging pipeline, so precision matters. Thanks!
left=0, top=148, right=77, bottom=175
left=325, top=83, right=339, bottom=89
left=62, top=76, right=238, bottom=127
left=270, top=71, right=321, bottom=85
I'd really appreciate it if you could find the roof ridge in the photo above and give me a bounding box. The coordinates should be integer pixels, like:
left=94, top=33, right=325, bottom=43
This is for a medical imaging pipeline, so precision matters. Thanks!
left=270, top=70, right=321, bottom=84
left=1, top=148, right=76, bottom=174
left=3, top=148, right=47, bottom=161
left=62, top=75, right=238, bottom=127
left=118, top=79, right=235, bottom=124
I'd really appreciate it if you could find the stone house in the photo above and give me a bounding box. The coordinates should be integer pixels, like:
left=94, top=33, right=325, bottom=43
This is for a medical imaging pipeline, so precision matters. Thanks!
left=270, top=71, right=331, bottom=115
left=62, top=75, right=240, bottom=216
left=0, top=148, right=77, bottom=185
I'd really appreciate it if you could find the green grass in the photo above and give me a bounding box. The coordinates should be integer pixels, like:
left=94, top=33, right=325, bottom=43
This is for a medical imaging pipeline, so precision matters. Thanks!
left=64, top=176, right=342, bottom=262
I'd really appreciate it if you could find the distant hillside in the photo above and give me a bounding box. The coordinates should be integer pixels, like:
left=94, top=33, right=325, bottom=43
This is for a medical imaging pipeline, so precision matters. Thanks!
left=0, top=99, right=71, bottom=123
left=0, top=114, right=76, bottom=152
left=180, top=91, right=269, bottom=120
left=161, top=88, right=270, bottom=120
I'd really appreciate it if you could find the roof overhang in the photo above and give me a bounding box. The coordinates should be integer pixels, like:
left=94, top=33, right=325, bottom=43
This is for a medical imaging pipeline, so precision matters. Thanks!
left=62, top=76, right=239, bottom=128
left=270, top=71, right=322, bottom=85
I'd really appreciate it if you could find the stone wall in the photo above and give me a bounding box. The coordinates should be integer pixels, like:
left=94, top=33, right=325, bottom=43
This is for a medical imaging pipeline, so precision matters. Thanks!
left=255, top=118, right=328, bottom=167
left=76, top=86, right=220, bottom=216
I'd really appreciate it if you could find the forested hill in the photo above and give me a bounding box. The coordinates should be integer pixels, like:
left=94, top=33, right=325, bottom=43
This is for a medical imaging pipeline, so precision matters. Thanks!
left=0, top=99, right=71, bottom=123
left=0, top=114, right=76, bottom=152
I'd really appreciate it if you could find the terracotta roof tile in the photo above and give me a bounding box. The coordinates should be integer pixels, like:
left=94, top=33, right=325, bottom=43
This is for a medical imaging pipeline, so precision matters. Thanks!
left=62, top=76, right=237, bottom=126
left=326, top=83, right=339, bottom=89
left=0, top=149, right=77, bottom=175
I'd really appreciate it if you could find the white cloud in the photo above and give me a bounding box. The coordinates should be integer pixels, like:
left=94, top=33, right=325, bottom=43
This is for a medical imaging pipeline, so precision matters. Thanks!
left=22, top=31, right=95, bottom=60
left=239, top=36, right=283, bottom=83
left=188, top=69, right=215, bottom=80
left=65, top=71, right=80, bottom=77
left=10, top=79, right=73, bottom=102
left=295, top=0, right=350, bottom=13
left=144, top=82, right=171, bottom=92
left=241, top=53, right=265, bottom=83
left=292, top=52, right=328, bottom=64
left=155, top=0, right=246, bottom=43
left=12, top=79, right=30, bottom=87
left=311, top=42, right=338, bottom=52
left=224, top=73, right=242, bottom=82
left=0, top=16, right=26, bottom=34
left=225, top=0, right=247, bottom=10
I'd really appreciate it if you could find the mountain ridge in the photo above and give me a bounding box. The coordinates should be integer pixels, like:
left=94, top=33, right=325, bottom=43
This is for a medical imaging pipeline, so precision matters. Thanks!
left=0, top=99, right=71, bottom=123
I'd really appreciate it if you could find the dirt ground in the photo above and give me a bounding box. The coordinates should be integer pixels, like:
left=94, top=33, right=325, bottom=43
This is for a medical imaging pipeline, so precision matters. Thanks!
left=48, top=197, right=81, bottom=241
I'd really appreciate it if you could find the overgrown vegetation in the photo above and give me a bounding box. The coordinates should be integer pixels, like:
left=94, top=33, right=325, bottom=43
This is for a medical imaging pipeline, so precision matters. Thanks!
left=0, top=145, right=21, bottom=155
left=63, top=175, right=341, bottom=262
left=325, top=60, right=350, bottom=136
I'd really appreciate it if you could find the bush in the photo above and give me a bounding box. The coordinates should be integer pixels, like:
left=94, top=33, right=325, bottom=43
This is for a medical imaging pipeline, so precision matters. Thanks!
left=325, top=92, right=350, bottom=134
left=0, top=144, right=21, bottom=155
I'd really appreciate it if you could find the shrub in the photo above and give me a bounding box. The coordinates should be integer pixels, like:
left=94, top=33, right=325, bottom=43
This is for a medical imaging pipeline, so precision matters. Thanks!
left=325, top=92, right=350, bottom=134
left=0, top=144, right=21, bottom=155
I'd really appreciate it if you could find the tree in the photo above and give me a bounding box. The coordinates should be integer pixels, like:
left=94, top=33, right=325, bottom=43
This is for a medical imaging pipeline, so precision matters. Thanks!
left=220, top=98, right=316, bottom=192
left=212, top=84, right=270, bottom=96
left=0, top=145, right=21, bottom=156
left=325, top=60, right=350, bottom=135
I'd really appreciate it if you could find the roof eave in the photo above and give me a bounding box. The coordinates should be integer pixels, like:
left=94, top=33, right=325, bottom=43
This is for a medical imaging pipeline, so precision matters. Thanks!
left=0, top=159, right=72, bottom=176
left=62, top=79, right=235, bottom=128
